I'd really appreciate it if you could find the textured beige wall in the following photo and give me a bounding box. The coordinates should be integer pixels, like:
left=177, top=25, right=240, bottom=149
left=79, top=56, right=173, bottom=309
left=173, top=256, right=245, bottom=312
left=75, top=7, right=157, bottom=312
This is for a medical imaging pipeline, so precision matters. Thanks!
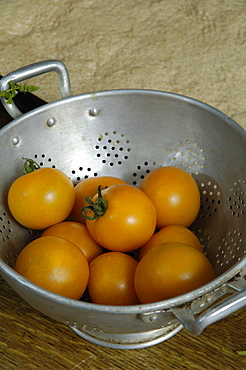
left=0, top=0, right=246, bottom=129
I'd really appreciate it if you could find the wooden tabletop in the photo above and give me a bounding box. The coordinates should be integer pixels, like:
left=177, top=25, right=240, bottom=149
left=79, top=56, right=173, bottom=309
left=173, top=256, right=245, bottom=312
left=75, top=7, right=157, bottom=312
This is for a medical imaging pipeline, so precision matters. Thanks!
left=1, top=275, right=245, bottom=370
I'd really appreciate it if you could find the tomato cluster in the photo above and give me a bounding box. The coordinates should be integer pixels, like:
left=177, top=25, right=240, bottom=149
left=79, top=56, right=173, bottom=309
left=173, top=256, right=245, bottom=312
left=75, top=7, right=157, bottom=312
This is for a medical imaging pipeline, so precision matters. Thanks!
left=10, top=160, right=215, bottom=304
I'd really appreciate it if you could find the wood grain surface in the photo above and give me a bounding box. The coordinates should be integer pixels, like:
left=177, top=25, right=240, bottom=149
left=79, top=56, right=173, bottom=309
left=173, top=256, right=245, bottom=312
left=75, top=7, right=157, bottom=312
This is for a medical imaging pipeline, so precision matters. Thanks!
left=1, top=275, right=245, bottom=370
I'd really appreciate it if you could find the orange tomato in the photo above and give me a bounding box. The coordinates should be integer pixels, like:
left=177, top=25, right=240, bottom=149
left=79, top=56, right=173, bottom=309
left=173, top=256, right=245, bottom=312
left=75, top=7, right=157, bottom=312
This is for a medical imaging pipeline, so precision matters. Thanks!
left=85, top=184, right=157, bottom=252
left=138, top=224, right=202, bottom=260
left=8, top=167, right=75, bottom=229
left=88, top=252, right=140, bottom=305
left=134, top=242, right=215, bottom=303
left=41, top=221, right=103, bottom=263
left=139, top=166, right=200, bottom=229
left=69, top=176, right=127, bottom=224
left=15, top=236, right=89, bottom=300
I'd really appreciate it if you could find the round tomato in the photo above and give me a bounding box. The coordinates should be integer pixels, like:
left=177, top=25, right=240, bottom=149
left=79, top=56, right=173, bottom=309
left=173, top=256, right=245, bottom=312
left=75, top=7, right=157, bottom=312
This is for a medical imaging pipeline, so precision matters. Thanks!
left=134, top=242, right=215, bottom=303
left=69, top=176, right=127, bottom=224
left=41, top=221, right=103, bottom=263
left=8, top=167, right=75, bottom=229
left=84, top=184, right=157, bottom=252
left=138, top=224, right=202, bottom=260
left=139, top=166, right=200, bottom=229
left=15, top=236, right=89, bottom=300
left=88, top=252, right=139, bottom=305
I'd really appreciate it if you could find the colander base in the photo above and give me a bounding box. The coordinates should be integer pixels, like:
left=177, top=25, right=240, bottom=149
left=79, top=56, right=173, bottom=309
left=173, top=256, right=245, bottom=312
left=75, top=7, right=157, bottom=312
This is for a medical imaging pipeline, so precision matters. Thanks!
left=69, top=323, right=183, bottom=349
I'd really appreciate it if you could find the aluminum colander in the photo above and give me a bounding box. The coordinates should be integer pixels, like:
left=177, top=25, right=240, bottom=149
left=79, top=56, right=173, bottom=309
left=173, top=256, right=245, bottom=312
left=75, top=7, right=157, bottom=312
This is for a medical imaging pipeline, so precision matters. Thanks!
left=0, top=60, right=245, bottom=350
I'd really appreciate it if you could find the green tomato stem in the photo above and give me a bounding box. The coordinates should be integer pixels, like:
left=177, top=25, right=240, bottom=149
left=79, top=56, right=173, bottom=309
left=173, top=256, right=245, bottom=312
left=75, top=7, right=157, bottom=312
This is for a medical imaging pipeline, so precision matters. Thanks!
left=81, top=185, right=108, bottom=220
left=23, top=157, right=40, bottom=174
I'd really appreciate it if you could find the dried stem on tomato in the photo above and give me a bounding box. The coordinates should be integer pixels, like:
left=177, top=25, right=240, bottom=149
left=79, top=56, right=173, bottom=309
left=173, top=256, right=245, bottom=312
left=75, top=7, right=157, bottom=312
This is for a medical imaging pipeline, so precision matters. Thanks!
left=81, top=185, right=108, bottom=220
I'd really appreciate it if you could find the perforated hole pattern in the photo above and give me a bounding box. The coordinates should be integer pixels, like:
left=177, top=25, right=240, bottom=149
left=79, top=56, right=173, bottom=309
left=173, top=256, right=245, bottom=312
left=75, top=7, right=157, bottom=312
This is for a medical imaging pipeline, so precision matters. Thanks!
left=0, top=132, right=245, bottom=272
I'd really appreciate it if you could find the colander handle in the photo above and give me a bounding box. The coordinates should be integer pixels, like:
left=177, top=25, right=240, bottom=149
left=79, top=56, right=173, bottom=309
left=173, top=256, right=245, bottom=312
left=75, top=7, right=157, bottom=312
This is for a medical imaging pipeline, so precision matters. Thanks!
left=0, top=60, right=72, bottom=119
left=171, top=288, right=246, bottom=335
